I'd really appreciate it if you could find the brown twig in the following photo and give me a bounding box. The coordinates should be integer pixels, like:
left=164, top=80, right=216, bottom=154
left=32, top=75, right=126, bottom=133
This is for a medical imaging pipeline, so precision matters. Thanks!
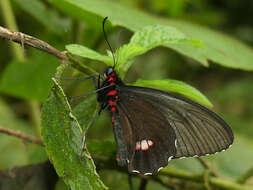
left=96, top=158, right=253, bottom=190
left=0, top=125, right=43, bottom=146
left=237, top=167, right=253, bottom=184
left=0, top=26, right=66, bottom=60
left=197, top=157, right=220, bottom=177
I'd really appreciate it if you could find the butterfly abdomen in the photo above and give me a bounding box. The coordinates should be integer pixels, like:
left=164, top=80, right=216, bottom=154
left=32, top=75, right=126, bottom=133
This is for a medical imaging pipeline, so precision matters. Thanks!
left=97, top=67, right=124, bottom=121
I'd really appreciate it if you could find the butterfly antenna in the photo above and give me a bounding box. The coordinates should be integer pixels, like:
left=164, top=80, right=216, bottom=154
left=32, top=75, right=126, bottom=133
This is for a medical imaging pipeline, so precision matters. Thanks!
left=103, top=17, right=116, bottom=68
left=115, top=29, right=123, bottom=66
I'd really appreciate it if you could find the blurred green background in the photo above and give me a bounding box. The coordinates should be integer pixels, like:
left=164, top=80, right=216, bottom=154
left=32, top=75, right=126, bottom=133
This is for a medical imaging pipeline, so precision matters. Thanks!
left=0, top=0, right=253, bottom=189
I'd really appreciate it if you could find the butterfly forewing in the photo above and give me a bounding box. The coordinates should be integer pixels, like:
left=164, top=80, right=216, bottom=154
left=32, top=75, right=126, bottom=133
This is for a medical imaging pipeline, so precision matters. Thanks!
left=116, top=85, right=233, bottom=173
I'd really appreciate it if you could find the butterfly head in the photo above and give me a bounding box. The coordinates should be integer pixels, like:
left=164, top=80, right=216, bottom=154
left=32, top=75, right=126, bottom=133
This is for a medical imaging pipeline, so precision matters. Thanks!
left=104, top=67, right=115, bottom=78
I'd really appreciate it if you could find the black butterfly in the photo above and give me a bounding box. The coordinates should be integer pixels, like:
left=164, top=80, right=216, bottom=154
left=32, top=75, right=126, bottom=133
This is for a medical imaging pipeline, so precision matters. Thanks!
left=96, top=17, right=234, bottom=175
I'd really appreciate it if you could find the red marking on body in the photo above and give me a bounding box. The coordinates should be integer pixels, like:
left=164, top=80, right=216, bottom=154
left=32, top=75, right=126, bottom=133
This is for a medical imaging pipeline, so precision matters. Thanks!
left=110, top=82, right=115, bottom=86
left=110, top=72, right=116, bottom=77
left=110, top=107, right=116, bottom=112
left=107, top=90, right=117, bottom=96
left=108, top=77, right=115, bottom=82
left=112, top=117, right=115, bottom=123
left=109, top=100, right=117, bottom=106
left=116, top=157, right=120, bottom=161
left=115, top=96, right=119, bottom=99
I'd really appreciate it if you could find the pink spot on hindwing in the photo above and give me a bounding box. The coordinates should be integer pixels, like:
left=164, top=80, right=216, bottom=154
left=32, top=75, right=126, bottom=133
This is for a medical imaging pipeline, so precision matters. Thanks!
left=141, top=140, right=149, bottom=151
left=148, top=140, right=154, bottom=147
left=135, top=142, right=141, bottom=150
left=135, top=139, right=154, bottom=151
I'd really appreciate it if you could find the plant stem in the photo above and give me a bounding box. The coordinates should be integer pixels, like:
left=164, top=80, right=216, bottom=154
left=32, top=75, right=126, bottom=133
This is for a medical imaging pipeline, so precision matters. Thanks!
left=0, top=0, right=24, bottom=61
left=0, top=125, right=43, bottom=146
left=160, top=168, right=252, bottom=190
left=197, top=157, right=220, bottom=177
left=237, top=167, right=253, bottom=184
left=27, top=100, right=41, bottom=136
left=0, top=26, right=66, bottom=60
left=0, top=0, right=42, bottom=136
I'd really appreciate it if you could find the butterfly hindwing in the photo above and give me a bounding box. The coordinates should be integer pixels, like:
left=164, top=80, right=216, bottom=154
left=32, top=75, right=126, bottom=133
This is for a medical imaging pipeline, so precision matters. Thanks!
left=120, top=86, right=234, bottom=158
left=114, top=89, right=177, bottom=174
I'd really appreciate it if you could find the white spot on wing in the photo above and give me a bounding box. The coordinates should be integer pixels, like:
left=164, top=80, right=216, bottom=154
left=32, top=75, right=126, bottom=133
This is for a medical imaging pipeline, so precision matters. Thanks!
left=141, top=140, right=149, bottom=151
left=144, top=172, right=152, bottom=175
left=135, top=141, right=141, bottom=150
left=175, top=139, right=177, bottom=148
left=148, top=140, right=154, bottom=146
left=168, top=156, right=173, bottom=162
left=132, top=170, right=140, bottom=174
left=179, top=156, right=186, bottom=159
left=158, top=167, right=163, bottom=172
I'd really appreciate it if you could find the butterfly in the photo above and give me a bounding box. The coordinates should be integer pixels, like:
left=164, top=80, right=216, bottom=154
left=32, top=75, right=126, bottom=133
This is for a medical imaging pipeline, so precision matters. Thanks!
left=95, top=17, right=234, bottom=175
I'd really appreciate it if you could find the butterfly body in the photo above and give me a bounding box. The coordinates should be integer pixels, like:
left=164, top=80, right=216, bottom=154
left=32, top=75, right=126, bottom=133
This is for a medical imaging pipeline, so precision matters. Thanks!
left=97, top=67, right=234, bottom=175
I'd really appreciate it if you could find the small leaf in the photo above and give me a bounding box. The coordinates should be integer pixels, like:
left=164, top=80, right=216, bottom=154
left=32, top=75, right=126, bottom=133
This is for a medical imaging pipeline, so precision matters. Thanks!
left=72, top=95, right=98, bottom=131
left=116, top=24, right=193, bottom=77
left=66, top=44, right=112, bottom=65
left=66, top=25, right=199, bottom=78
left=131, top=79, right=213, bottom=108
left=41, top=76, right=107, bottom=190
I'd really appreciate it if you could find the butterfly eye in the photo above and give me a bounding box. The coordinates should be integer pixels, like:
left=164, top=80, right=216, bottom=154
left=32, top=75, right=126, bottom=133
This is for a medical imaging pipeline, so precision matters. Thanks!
left=104, top=67, right=114, bottom=78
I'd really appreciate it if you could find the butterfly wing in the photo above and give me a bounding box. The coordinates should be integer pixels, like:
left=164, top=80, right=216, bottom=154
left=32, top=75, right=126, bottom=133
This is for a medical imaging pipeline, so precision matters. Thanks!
left=112, top=85, right=233, bottom=174
left=113, top=95, right=177, bottom=174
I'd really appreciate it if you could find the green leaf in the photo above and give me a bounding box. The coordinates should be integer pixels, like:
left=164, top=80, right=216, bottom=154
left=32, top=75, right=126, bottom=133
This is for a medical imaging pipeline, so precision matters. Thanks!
left=0, top=56, right=58, bottom=102
left=66, top=44, right=112, bottom=65
left=13, top=0, right=70, bottom=35
left=72, top=94, right=98, bottom=131
left=41, top=77, right=107, bottom=190
left=87, top=141, right=116, bottom=158
left=116, top=24, right=196, bottom=77
left=50, top=0, right=253, bottom=71
left=67, top=25, right=199, bottom=78
left=131, top=79, right=213, bottom=108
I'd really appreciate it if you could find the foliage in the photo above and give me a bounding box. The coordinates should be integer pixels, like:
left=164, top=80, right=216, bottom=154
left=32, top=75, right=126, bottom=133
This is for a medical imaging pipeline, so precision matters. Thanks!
left=0, top=0, right=253, bottom=190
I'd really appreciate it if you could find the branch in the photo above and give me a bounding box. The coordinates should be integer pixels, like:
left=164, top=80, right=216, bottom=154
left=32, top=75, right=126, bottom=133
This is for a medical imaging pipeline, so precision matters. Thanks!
left=159, top=168, right=253, bottom=190
left=0, top=26, right=66, bottom=60
left=197, top=157, right=220, bottom=177
left=95, top=158, right=253, bottom=190
left=0, top=125, right=43, bottom=146
left=237, top=167, right=253, bottom=184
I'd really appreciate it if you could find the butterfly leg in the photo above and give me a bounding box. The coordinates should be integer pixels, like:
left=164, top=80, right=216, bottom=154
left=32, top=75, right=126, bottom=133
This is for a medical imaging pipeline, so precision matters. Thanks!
left=96, top=74, right=101, bottom=89
left=81, top=104, right=108, bottom=150
left=57, top=75, right=98, bottom=86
